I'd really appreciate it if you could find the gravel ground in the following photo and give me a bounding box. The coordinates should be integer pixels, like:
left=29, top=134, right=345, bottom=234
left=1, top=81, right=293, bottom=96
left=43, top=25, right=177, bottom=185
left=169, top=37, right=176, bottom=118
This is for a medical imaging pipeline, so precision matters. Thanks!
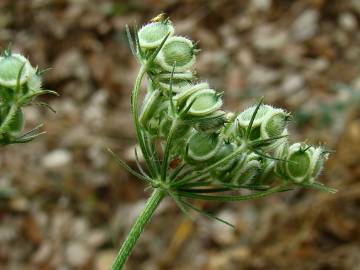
left=0, top=0, right=360, bottom=269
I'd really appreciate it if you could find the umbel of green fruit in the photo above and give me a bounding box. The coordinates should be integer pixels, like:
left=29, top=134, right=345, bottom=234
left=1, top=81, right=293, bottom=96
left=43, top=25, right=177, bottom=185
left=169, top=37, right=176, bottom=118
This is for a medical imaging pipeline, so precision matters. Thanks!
left=108, top=15, right=336, bottom=270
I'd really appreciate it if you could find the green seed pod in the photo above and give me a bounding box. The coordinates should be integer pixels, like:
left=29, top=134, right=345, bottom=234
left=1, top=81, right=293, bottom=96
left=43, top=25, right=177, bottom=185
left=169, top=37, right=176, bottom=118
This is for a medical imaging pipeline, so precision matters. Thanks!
left=157, top=71, right=194, bottom=81
left=138, top=21, right=174, bottom=49
left=156, top=36, right=196, bottom=72
left=255, top=159, right=277, bottom=185
left=7, top=109, right=24, bottom=136
left=173, top=82, right=209, bottom=105
left=209, top=142, right=238, bottom=175
left=140, top=89, right=162, bottom=128
left=260, top=108, right=289, bottom=139
left=276, top=143, right=328, bottom=183
left=186, top=132, right=221, bottom=163
left=158, top=80, right=191, bottom=93
left=0, top=53, right=31, bottom=88
left=237, top=105, right=272, bottom=128
left=194, top=110, right=226, bottom=133
left=231, top=153, right=261, bottom=184
left=185, top=89, right=223, bottom=116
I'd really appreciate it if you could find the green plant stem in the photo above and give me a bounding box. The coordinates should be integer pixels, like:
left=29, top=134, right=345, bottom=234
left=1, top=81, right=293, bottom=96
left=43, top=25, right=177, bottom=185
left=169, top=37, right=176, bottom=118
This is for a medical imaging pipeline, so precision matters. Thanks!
left=131, top=65, right=159, bottom=177
left=111, top=189, right=165, bottom=270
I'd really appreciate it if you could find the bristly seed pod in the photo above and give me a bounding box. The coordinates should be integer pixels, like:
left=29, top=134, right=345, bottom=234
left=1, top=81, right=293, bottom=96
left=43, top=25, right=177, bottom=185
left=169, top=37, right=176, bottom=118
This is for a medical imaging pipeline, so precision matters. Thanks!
left=0, top=53, right=31, bottom=88
left=186, top=89, right=223, bottom=116
left=138, top=21, right=174, bottom=49
left=231, top=153, right=261, bottom=184
left=260, top=108, right=289, bottom=139
left=275, top=143, right=328, bottom=184
left=156, top=36, right=196, bottom=72
left=186, top=132, right=221, bottom=163
left=173, top=82, right=209, bottom=105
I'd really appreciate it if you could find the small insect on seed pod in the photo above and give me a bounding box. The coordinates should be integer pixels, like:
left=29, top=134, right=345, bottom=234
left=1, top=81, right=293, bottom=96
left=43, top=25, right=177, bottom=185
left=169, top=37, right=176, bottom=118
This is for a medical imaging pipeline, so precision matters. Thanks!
left=138, top=20, right=175, bottom=49
left=185, top=89, right=223, bottom=116
left=277, top=143, right=328, bottom=184
left=230, top=153, right=261, bottom=185
left=185, top=131, right=222, bottom=164
left=156, top=36, right=196, bottom=72
left=260, top=108, right=289, bottom=139
left=0, top=53, right=32, bottom=88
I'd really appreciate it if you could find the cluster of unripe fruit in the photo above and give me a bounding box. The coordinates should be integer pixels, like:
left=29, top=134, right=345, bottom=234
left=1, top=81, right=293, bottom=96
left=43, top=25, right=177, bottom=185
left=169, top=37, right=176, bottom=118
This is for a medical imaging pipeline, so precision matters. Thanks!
left=0, top=49, right=55, bottom=145
left=136, top=18, right=328, bottom=186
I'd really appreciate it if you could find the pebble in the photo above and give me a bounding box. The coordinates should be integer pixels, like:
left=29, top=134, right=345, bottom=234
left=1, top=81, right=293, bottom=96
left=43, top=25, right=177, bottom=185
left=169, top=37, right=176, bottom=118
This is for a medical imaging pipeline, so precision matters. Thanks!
left=252, top=25, right=288, bottom=50
left=338, top=12, right=358, bottom=31
left=281, top=73, right=305, bottom=94
left=292, top=10, right=319, bottom=41
left=65, top=241, right=91, bottom=267
left=42, top=149, right=73, bottom=169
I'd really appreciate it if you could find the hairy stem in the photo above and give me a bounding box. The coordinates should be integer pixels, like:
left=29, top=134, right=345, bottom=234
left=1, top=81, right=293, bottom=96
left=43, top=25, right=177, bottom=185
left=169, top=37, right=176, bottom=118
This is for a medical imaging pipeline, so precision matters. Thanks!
left=111, top=189, right=165, bottom=270
left=0, top=102, right=19, bottom=134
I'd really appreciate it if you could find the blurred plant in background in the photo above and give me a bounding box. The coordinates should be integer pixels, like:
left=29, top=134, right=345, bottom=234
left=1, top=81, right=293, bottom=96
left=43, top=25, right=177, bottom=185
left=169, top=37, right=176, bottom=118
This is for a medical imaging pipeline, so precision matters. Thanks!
left=0, top=47, right=57, bottom=197
left=109, top=15, right=336, bottom=269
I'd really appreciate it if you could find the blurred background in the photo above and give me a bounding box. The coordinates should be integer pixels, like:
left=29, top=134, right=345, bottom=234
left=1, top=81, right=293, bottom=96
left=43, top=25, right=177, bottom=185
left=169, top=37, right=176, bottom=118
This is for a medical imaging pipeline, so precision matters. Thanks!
left=0, top=0, right=360, bottom=269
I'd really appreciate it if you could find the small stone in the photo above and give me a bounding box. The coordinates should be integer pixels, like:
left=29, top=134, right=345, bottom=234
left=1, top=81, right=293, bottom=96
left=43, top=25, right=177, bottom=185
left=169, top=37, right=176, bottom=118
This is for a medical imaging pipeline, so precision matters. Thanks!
left=42, top=149, right=73, bottom=169
left=96, top=250, right=116, bottom=270
left=65, top=241, right=91, bottom=267
left=251, top=0, right=272, bottom=12
left=252, top=25, right=288, bottom=50
left=281, top=74, right=305, bottom=94
left=338, top=12, right=358, bottom=31
left=292, top=10, right=319, bottom=41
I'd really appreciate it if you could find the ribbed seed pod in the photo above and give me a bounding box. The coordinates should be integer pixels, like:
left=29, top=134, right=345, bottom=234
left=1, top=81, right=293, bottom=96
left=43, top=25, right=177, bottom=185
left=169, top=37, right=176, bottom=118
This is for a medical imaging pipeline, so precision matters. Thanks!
left=186, top=132, right=221, bottom=163
left=255, top=159, right=277, bottom=185
left=159, top=80, right=191, bottom=93
left=0, top=54, right=31, bottom=88
left=185, top=89, right=223, bottom=116
left=138, top=21, right=174, bottom=49
left=276, top=143, right=328, bottom=184
left=231, top=153, right=261, bottom=184
left=173, top=82, right=209, bottom=104
left=157, top=71, right=194, bottom=81
left=260, top=108, right=289, bottom=139
left=209, top=142, right=238, bottom=175
left=156, top=36, right=196, bottom=72
left=140, top=89, right=162, bottom=128
left=194, top=110, right=226, bottom=133
left=236, top=105, right=272, bottom=140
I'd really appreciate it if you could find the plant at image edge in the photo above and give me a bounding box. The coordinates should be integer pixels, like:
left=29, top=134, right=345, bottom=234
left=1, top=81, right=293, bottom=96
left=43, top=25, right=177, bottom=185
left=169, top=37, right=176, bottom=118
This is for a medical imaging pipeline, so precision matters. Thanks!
left=108, top=15, right=336, bottom=270
left=0, top=47, right=57, bottom=198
